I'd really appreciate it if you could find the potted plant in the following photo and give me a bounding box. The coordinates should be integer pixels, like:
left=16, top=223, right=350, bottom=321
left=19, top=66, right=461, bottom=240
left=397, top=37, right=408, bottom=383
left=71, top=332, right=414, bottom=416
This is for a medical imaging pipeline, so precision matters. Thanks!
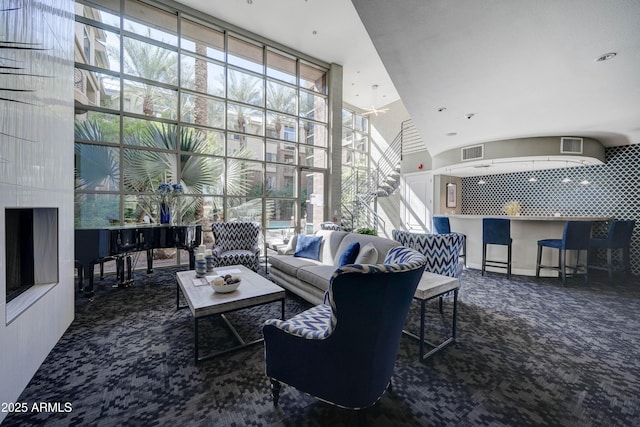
left=355, top=227, right=378, bottom=236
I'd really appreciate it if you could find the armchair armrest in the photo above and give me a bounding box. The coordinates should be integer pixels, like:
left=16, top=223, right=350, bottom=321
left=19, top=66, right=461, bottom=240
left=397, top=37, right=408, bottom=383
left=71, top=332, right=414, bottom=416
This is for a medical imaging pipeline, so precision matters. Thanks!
left=264, top=304, right=333, bottom=340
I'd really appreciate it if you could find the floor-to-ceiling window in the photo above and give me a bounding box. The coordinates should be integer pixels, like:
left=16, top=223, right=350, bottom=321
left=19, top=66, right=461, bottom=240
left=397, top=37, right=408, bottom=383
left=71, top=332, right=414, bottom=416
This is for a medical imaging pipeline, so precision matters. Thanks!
left=341, top=108, right=370, bottom=227
left=73, top=0, right=330, bottom=264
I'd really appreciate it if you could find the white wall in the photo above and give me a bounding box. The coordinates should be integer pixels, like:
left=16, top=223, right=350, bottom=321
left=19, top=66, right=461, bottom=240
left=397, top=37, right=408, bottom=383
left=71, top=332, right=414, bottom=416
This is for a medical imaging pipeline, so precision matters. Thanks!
left=0, top=1, right=74, bottom=422
left=402, top=171, right=434, bottom=233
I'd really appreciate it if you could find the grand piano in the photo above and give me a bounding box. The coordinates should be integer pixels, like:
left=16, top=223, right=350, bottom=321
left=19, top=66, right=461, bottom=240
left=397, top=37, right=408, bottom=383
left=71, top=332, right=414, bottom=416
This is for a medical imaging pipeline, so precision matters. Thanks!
left=75, top=224, right=202, bottom=298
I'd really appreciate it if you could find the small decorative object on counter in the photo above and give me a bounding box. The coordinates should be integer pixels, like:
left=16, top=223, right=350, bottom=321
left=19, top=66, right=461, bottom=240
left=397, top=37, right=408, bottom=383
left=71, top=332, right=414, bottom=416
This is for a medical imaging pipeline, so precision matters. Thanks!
left=502, top=200, right=522, bottom=216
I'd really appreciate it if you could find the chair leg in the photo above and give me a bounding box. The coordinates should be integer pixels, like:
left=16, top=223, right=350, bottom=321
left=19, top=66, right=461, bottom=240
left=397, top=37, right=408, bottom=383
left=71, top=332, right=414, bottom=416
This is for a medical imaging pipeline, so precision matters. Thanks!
left=536, top=245, right=542, bottom=278
left=270, top=379, right=281, bottom=407
left=507, top=243, right=512, bottom=279
left=624, top=247, right=631, bottom=277
left=560, top=249, right=567, bottom=286
left=482, top=244, right=487, bottom=276
left=462, top=239, right=467, bottom=267
left=584, top=251, right=589, bottom=285
left=576, top=250, right=588, bottom=285
left=607, top=249, right=614, bottom=284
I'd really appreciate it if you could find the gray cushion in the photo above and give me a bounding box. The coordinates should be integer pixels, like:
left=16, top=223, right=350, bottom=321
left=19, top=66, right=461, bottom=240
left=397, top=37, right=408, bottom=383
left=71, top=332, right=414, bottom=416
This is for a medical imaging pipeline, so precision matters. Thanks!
left=314, top=230, right=349, bottom=263
left=333, top=233, right=400, bottom=264
left=269, top=254, right=322, bottom=277
left=355, top=242, right=378, bottom=264
left=296, top=265, right=337, bottom=293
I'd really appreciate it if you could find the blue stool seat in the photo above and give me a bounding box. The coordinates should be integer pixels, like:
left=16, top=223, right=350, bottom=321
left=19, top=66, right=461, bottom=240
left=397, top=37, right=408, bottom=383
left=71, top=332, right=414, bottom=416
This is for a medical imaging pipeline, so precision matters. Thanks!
left=434, top=216, right=466, bottom=267
left=588, top=220, right=635, bottom=284
left=537, top=239, right=564, bottom=249
left=482, top=218, right=512, bottom=278
left=536, top=220, right=592, bottom=285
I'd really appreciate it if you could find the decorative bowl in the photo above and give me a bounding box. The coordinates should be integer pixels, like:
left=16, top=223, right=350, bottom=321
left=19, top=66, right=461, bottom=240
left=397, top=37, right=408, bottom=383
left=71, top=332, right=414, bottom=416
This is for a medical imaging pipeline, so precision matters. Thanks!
left=210, top=276, right=241, bottom=293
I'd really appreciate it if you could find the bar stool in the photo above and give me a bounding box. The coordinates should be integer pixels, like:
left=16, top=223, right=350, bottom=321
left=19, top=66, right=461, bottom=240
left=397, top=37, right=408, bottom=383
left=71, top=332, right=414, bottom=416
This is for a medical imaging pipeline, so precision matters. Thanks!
left=434, top=216, right=466, bottom=267
left=588, top=220, right=635, bottom=284
left=482, top=218, right=512, bottom=278
left=536, top=220, right=592, bottom=285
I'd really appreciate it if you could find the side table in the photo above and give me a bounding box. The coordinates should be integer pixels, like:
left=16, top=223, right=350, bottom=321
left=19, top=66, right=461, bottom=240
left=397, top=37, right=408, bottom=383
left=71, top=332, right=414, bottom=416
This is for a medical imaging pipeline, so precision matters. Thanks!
left=404, top=272, right=460, bottom=361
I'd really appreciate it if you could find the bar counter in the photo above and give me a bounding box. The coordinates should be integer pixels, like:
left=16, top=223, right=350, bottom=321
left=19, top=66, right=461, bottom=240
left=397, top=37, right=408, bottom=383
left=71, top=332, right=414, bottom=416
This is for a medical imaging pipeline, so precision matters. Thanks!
left=446, top=215, right=612, bottom=277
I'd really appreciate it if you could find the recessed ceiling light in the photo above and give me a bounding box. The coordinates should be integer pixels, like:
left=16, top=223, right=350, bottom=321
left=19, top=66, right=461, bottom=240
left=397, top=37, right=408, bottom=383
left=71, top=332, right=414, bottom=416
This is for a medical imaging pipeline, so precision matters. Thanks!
left=465, top=113, right=475, bottom=119
left=595, top=52, right=617, bottom=62
left=438, top=107, right=447, bottom=112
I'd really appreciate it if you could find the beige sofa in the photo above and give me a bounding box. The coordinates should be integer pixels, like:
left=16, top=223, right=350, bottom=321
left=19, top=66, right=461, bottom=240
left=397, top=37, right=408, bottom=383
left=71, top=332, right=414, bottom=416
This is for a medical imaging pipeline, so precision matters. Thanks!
left=268, top=230, right=401, bottom=305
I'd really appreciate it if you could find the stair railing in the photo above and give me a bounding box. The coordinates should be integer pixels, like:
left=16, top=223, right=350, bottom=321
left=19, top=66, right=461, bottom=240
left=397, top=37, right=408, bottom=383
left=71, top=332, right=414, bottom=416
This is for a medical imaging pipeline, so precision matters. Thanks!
left=340, top=120, right=421, bottom=231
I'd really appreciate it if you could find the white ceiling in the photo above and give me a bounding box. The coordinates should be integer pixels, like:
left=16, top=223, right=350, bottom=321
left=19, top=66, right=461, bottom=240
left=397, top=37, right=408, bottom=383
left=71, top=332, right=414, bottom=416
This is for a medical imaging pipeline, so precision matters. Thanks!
left=173, top=0, right=398, bottom=112
left=175, top=0, right=640, bottom=160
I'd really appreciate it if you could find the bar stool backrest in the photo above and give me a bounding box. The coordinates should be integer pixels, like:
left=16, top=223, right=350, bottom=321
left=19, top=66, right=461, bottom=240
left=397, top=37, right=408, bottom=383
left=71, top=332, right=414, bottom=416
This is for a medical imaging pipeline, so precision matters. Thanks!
left=482, top=218, right=511, bottom=245
left=433, top=216, right=451, bottom=234
left=608, top=220, right=636, bottom=247
left=562, top=221, right=593, bottom=250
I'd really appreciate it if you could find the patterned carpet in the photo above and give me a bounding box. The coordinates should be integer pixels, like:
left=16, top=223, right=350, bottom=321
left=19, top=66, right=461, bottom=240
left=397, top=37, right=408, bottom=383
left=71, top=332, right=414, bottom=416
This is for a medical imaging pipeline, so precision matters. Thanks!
left=4, top=266, right=640, bottom=426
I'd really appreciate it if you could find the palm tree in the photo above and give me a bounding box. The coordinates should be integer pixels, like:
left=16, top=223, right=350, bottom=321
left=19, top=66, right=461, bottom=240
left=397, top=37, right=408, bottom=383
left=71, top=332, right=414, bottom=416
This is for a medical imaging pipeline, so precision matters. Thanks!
left=74, top=120, right=119, bottom=191
left=114, top=31, right=181, bottom=117
left=123, top=124, right=254, bottom=223
left=226, top=71, right=263, bottom=133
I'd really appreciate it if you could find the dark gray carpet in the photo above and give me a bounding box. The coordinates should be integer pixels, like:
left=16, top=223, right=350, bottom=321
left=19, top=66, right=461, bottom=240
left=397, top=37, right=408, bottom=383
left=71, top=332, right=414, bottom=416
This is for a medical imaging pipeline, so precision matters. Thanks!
left=3, top=266, right=640, bottom=426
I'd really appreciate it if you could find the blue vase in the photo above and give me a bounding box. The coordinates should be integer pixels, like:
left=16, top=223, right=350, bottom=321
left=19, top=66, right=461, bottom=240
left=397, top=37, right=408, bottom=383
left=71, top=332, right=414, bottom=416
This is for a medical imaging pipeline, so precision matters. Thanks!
left=160, top=202, right=171, bottom=224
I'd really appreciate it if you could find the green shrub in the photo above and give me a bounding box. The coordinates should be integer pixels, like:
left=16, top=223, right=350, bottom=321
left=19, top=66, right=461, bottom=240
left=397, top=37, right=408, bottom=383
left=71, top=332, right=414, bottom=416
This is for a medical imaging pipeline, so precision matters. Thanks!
left=355, top=227, right=378, bottom=236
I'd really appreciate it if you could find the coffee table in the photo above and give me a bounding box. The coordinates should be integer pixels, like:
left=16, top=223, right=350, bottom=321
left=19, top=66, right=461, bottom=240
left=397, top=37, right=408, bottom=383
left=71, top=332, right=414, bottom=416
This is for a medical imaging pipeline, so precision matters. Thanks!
left=176, top=265, right=285, bottom=363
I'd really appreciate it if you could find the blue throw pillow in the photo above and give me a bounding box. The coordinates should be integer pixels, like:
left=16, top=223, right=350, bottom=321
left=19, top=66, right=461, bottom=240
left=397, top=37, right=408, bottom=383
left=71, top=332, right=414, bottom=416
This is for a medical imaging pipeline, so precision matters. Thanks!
left=294, top=234, right=323, bottom=260
left=338, top=242, right=360, bottom=266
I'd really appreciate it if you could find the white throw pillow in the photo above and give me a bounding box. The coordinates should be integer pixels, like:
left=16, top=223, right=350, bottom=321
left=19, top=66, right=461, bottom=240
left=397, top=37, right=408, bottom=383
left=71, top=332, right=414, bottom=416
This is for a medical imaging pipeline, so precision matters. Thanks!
left=278, top=234, right=298, bottom=255
left=354, top=242, right=378, bottom=264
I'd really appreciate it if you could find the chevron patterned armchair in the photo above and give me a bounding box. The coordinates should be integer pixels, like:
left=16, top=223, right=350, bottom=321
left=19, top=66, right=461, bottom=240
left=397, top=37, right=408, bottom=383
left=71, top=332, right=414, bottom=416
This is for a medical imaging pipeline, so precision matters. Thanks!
left=211, top=222, right=261, bottom=271
left=263, top=246, right=426, bottom=409
left=392, top=230, right=465, bottom=280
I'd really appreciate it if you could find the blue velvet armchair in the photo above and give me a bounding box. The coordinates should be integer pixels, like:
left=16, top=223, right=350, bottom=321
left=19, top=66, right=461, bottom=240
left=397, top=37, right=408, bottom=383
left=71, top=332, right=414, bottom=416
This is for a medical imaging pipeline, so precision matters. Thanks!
left=211, top=221, right=261, bottom=271
left=262, top=246, right=426, bottom=409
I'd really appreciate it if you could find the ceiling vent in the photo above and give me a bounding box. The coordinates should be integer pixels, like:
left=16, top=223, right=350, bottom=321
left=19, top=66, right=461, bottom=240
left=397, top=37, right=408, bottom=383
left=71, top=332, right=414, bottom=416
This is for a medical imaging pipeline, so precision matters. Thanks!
left=560, top=137, right=583, bottom=154
left=461, top=144, right=484, bottom=161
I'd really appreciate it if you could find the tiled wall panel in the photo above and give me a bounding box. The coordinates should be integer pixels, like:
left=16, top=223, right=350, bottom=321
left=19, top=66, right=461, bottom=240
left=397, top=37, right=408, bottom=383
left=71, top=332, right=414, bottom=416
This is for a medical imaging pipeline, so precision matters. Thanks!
left=0, top=0, right=74, bottom=420
left=462, top=145, right=640, bottom=274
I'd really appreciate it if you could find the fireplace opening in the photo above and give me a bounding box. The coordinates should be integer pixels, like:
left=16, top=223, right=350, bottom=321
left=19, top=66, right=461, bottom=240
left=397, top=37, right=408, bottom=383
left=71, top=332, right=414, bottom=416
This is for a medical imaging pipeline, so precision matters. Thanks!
left=5, top=208, right=59, bottom=303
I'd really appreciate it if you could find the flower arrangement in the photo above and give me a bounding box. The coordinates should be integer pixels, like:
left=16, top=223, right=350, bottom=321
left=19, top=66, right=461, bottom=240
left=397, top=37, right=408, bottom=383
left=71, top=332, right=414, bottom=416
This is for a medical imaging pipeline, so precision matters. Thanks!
left=502, top=200, right=522, bottom=216
left=157, top=182, right=184, bottom=224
